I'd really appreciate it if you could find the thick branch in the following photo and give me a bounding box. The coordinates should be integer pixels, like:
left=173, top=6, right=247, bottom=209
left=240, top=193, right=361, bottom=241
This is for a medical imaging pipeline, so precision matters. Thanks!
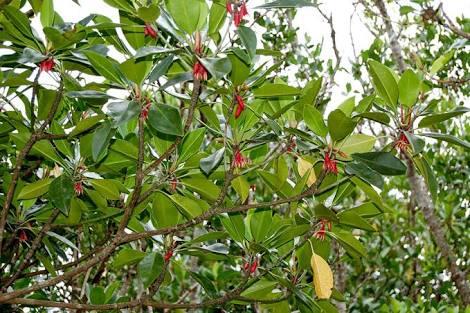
left=0, top=79, right=64, bottom=256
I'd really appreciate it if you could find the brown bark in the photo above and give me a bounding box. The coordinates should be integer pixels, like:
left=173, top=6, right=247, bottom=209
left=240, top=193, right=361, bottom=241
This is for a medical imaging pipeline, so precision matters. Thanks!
left=373, top=0, right=470, bottom=306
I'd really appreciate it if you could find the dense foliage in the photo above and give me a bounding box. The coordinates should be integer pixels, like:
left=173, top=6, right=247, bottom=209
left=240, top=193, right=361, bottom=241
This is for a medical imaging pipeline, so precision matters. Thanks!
left=0, top=0, right=468, bottom=312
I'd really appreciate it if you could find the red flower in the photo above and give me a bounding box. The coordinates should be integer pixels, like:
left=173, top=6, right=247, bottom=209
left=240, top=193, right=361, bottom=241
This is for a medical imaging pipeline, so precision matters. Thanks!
left=226, top=0, right=248, bottom=27
left=141, top=98, right=152, bottom=120
left=164, top=250, right=173, bottom=262
left=233, top=148, right=250, bottom=169
left=313, top=219, right=332, bottom=241
left=74, top=181, right=84, bottom=196
left=226, top=0, right=233, bottom=13
left=39, top=57, right=54, bottom=72
left=250, top=259, right=258, bottom=274
left=395, top=132, right=410, bottom=152
left=323, top=152, right=338, bottom=175
left=193, top=61, right=208, bottom=81
left=234, top=94, right=245, bottom=118
left=144, top=23, right=158, bottom=39
left=18, top=229, right=28, bottom=242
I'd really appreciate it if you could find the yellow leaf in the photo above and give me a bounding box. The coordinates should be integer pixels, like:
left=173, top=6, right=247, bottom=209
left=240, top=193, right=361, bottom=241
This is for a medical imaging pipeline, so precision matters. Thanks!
left=310, top=252, right=333, bottom=299
left=297, top=158, right=317, bottom=187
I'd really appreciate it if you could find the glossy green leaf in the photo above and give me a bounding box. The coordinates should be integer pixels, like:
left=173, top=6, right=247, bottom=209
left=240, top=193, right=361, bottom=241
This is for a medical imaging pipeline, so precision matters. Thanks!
left=112, top=248, right=146, bottom=270
left=231, top=176, right=250, bottom=203
left=352, top=152, right=406, bottom=176
left=151, top=192, right=183, bottom=228
left=148, top=104, right=183, bottom=136
left=421, top=132, right=470, bottom=149
left=165, top=0, right=209, bottom=34
left=107, top=100, right=140, bottom=126
left=367, top=60, right=398, bottom=108
left=254, top=84, right=300, bottom=98
left=304, top=105, right=328, bottom=137
left=256, top=0, right=315, bottom=8
left=418, top=107, right=469, bottom=128
left=337, top=134, right=376, bottom=155
left=179, top=128, right=206, bottom=162
left=327, top=109, right=356, bottom=142
left=180, top=178, right=221, bottom=202
left=200, top=57, right=232, bottom=79
left=200, top=148, right=225, bottom=175
left=49, top=175, right=74, bottom=216
left=92, top=121, right=113, bottom=162
left=84, top=51, right=126, bottom=86
left=138, top=252, right=164, bottom=289
left=40, top=0, right=54, bottom=27
left=18, top=178, right=52, bottom=200
left=398, top=69, right=420, bottom=107
left=430, top=50, right=454, bottom=75
left=238, top=26, right=257, bottom=61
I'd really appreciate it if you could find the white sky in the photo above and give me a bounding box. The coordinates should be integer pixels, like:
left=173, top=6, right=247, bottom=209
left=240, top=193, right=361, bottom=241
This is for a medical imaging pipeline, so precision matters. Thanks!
left=27, top=0, right=469, bottom=106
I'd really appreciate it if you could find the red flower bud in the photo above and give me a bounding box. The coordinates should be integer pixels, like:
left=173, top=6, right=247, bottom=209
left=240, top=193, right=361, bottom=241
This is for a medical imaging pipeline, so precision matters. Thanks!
left=233, top=148, right=250, bottom=169
left=193, top=61, right=208, bottom=81
left=144, top=23, right=158, bottom=39
left=18, top=229, right=28, bottom=242
left=170, top=178, right=178, bottom=192
left=74, top=181, right=84, bottom=196
left=164, top=250, right=173, bottom=262
left=323, top=152, right=338, bottom=175
left=250, top=259, right=258, bottom=273
left=395, top=132, right=410, bottom=152
left=39, top=57, right=54, bottom=72
left=226, top=1, right=233, bottom=13
left=141, top=98, right=152, bottom=120
left=313, top=219, right=332, bottom=241
left=234, top=94, right=245, bottom=119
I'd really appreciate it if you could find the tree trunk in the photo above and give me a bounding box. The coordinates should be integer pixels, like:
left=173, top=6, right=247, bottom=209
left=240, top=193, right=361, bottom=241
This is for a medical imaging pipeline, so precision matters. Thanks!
left=373, top=0, right=470, bottom=306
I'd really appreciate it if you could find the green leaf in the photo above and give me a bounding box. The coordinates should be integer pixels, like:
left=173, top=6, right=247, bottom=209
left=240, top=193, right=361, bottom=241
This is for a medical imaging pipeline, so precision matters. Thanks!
left=240, top=279, right=278, bottom=300
left=134, top=47, right=178, bottom=59
left=18, top=47, right=47, bottom=64
left=430, top=50, right=455, bottom=75
left=151, top=192, right=184, bottom=228
left=92, top=121, right=113, bottom=162
left=254, top=84, right=300, bottom=98
left=208, top=2, right=227, bottom=36
left=119, top=58, right=152, bottom=85
left=200, top=148, right=225, bottom=175
left=249, top=209, right=273, bottom=242
left=337, top=134, right=375, bottom=155
left=137, top=4, right=160, bottom=22
left=421, top=132, right=470, bottom=149
left=18, top=178, right=52, bottom=200
left=352, top=152, right=406, bottom=176
left=107, top=100, right=140, bottom=126
left=304, top=105, right=328, bottom=137
left=180, top=178, right=221, bottom=202
left=66, top=90, right=110, bottom=99
left=356, top=112, right=390, bottom=125
left=70, top=115, right=104, bottom=137
left=112, top=248, right=146, bottom=270
left=179, top=128, right=206, bottom=163
left=83, top=51, right=126, bottom=86
left=337, top=210, right=376, bottom=232
left=40, top=0, right=54, bottom=27
left=190, top=272, right=217, bottom=298
left=104, top=0, right=135, bottom=12
left=165, top=0, right=209, bottom=34
left=138, top=252, right=164, bottom=289
left=49, top=175, right=74, bottom=216
left=3, top=6, right=35, bottom=40
left=228, top=53, right=250, bottom=86
left=170, top=194, right=204, bottom=218
left=299, top=77, right=322, bottom=107
left=367, top=60, right=398, bottom=108
left=148, top=56, right=174, bottom=83
left=329, top=229, right=367, bottom=258
left=89, top=287, right=105, bottom=305
left=91, top=179, right=121, bottom=200
left=345, top=162, right=384, bottom=189
left=231, top=176, right=250, bottom=202
left=256, top=0, right=315, bottom=9
left=418, top=107, right=469, bottom=128
left=238, top=26, right=257, bottom=61
left=327, top=109, right=356, bottom=142
left=337, top=96, right=355, bottom=116
left=342, top=202, right=383, bottom=218
left=220, top=213, right=245, bottom=243
left=199, top=57, right=232, bottom=79
left=148, top=104, right=183, bottom=136
left=398, top=69, right=421, bottom=107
